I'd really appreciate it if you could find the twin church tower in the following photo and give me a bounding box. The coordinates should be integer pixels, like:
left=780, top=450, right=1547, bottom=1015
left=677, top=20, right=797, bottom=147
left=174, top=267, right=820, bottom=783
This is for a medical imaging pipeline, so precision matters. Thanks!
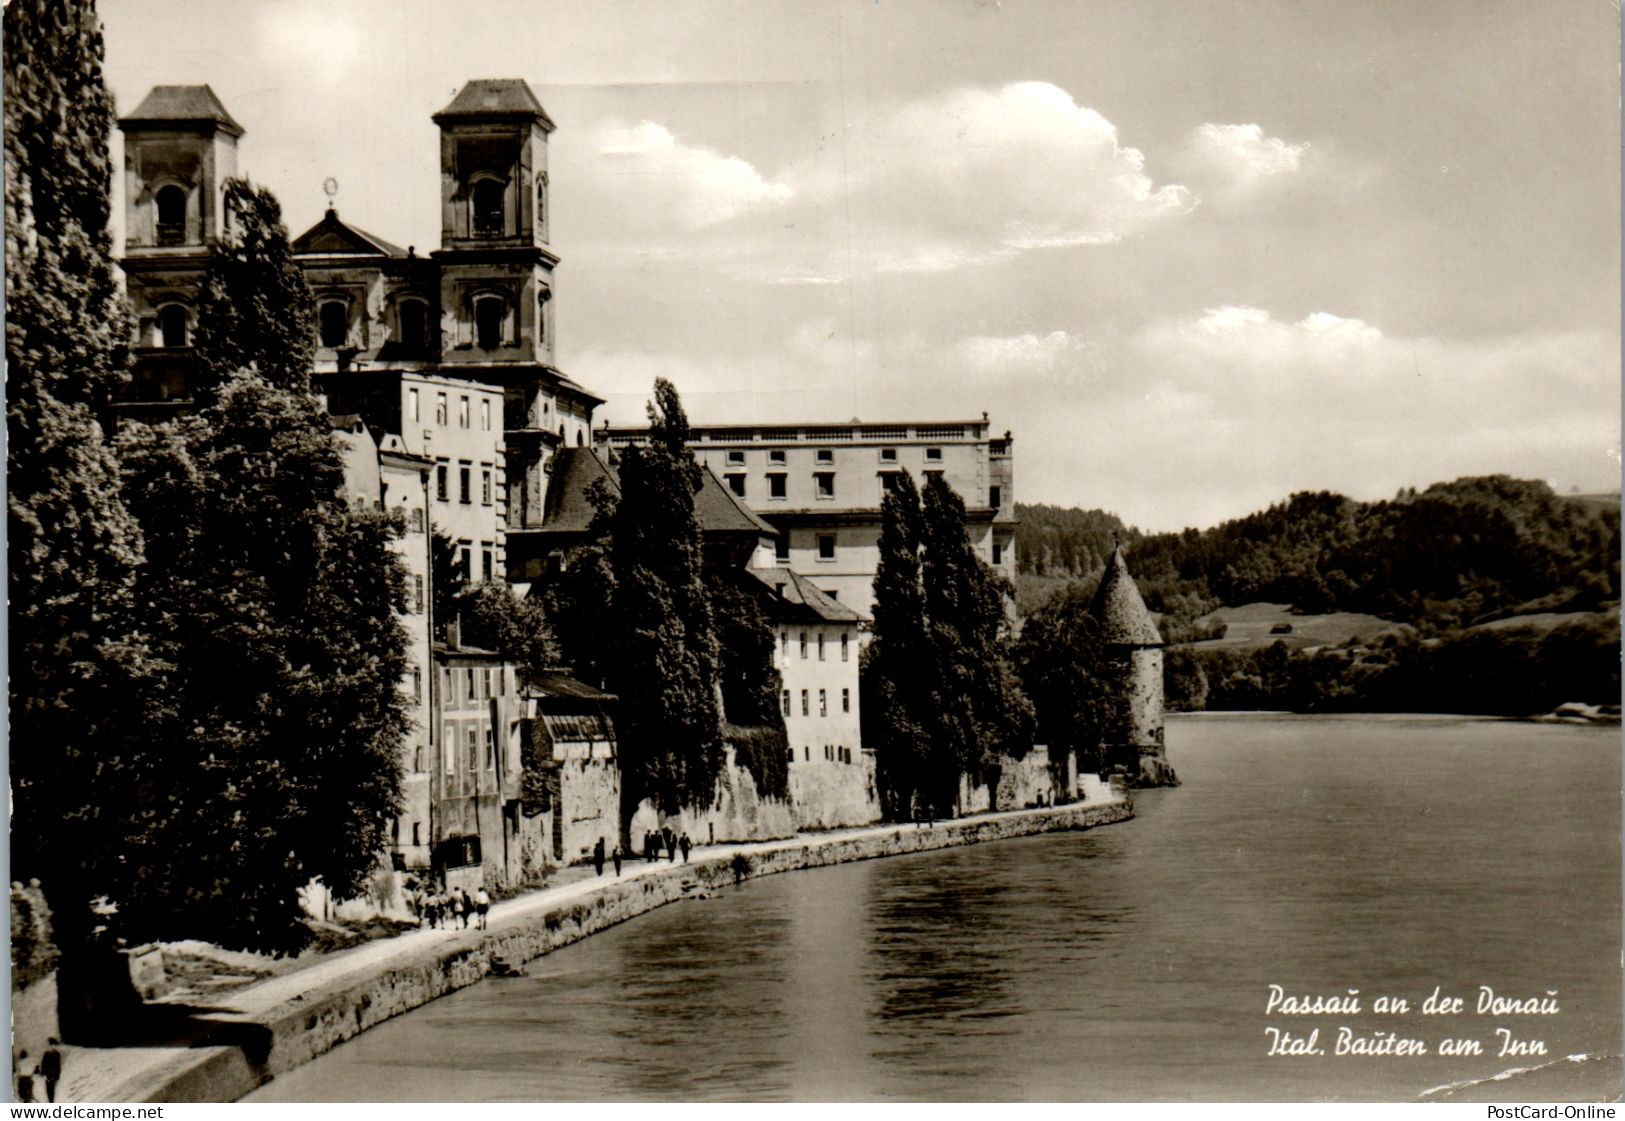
left=116, top=78, right=596, bottom=583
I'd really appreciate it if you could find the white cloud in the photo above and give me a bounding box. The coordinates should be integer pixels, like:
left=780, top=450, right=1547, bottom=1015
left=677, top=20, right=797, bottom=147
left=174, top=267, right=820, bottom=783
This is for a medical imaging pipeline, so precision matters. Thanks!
left=845, top=81, right=1196, bottom=257
left=956, top=330, right=1091, bottom=374
left=1190, top=123, right=1309, bottom=182
left=588, top=120, right=792, bottom=230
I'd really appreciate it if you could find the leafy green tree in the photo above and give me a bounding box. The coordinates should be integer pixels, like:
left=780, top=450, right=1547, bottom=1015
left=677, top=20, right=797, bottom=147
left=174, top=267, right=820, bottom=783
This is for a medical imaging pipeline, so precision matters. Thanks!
left=708, top=570, right=789, bottom=800
left=430, top=525, right=468, bottom=640
left=861, top=472, right=944, bottom=819
left=192, top=178, right=317, bottom=398
left=117, top=371, right=411, bottom=955
left=920, top=472, right=1035, bottom=776
left=460, top=579, right=560, bottom=678
left=1011, top=582, right=1121, bottom=773
left=603, top=380, right=724, bottom=826
left=5, top=0, right=157, bottom=1039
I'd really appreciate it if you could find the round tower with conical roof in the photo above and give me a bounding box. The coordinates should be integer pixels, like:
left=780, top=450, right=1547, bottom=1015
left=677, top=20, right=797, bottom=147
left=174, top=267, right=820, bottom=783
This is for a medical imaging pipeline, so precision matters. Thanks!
left=1090, top=545, right=1179, bottom=786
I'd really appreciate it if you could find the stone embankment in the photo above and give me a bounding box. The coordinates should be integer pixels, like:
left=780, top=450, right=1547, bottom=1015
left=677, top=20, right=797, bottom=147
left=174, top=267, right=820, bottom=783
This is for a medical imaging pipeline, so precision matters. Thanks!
left=101, top=796, right=1131, bottom=1103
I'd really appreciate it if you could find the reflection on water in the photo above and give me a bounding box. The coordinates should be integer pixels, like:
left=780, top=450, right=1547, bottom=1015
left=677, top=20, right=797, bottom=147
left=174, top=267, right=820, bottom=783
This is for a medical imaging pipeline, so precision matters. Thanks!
left=251, top=715, right=1621, bottom=1102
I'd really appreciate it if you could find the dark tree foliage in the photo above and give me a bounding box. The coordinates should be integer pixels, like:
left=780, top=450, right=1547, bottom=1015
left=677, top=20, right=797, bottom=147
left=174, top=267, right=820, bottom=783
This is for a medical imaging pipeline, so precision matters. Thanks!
left=459, top=580, right=560, bottom=678
left=603, top=380, right=725, bottom=821
left=709, top=570, right=789, bottom=800
left=541, top=541, right=616, bottom=689
left=862, top=473, right=956, bottom=819
left=1127, top=477, right=1617, bottom=630
left=5, top=0, right=157, bottom=1037
left=920, top=473, right=1035, bottom=767
left=1010, top=580, right=1124, bottom=773
left=192, top=178, right=317, bottom=399
left=1184, top=613, right=1619, bottom=717
left=116, top=372, right=411, bottom=954
left=430, top=526, right=467, bottom=640
left=1014, top=504, right=1138, bottom=580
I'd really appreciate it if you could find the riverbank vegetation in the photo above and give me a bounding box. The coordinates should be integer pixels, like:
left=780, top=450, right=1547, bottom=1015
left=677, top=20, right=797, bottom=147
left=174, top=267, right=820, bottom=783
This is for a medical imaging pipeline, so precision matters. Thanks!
left=862, top=473, right=1034, bottom=820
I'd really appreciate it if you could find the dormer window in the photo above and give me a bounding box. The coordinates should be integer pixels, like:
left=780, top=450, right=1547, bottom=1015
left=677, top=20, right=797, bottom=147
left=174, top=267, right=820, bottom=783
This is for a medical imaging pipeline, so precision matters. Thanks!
left=472, top=179, right=504, bottom=237
left=398, top=298, right=429, bottom=353
left=155, top=185, right=186, bottom=246
left=157, top=304, right=188, bottom=348
left=319, top=301, right=349, bottom=349
left=474, top=294, right=505, bottom=350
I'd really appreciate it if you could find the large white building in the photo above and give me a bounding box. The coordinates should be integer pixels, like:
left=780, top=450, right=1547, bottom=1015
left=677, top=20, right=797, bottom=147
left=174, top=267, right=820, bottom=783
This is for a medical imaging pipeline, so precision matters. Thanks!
left=599, top=418, right=1017, bottom=619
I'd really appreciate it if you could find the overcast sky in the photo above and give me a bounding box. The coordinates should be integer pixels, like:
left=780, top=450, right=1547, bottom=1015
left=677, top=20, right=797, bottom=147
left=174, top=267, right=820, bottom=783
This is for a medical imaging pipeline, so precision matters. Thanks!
left=101, top=0, right=1620, bottom=531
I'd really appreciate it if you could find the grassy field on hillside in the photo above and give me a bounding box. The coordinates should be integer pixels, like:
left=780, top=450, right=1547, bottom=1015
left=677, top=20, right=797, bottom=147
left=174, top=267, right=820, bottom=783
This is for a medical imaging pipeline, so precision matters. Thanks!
left=1181, top=602, right=1404, bottom=651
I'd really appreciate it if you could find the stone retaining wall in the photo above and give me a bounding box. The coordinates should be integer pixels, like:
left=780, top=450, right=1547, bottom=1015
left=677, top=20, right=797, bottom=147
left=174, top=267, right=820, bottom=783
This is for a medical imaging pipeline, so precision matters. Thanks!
left=109, top=798, right=1132, bottom=1103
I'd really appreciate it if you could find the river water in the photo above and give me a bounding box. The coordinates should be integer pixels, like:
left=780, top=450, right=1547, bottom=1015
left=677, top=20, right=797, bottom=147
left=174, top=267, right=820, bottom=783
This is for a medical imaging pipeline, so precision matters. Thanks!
left=251, top=714, right=1621, bottom=1102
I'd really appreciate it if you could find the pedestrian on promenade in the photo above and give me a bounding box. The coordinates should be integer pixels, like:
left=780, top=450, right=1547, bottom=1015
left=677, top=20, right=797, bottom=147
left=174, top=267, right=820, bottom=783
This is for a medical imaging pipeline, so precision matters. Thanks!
left=679, top=833, right=691, bottom=863
left=451, top=886, right=468, bottom=929
left=16, top=1051, right=34, bottom=1103
left=612, top=847, right=623, bottom=876
left=663, top=826, right=676, bottom=862
left=593, top=838, right=606, bottom=876
left=646, top=831, right=658, bottom=863
left=474, top=886, right=490, bottom=930
left=39, top=1040, right=61, bottom=1103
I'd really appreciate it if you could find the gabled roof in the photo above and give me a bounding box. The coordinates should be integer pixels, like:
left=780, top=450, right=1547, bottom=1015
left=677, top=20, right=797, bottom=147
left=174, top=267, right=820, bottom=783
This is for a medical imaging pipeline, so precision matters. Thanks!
left=538, top=447, right=777, bottom=539
left=292, top=208, right=407, bottom=259
left=1090, top=546, right=1163, bottom=647
left=432, top=79, right=554, bottom=130
left=119, top=85, right=244, bottom=136
left=744, top=567, right=862, bottom=624
left=695, top=465, right=776, bottom=537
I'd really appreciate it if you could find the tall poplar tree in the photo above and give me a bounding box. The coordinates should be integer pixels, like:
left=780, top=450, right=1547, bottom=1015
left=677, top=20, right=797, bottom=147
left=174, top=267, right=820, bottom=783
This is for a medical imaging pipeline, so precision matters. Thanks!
left=860, top=473, right=943, bottom=819
left=920, top=473, right=1035, bottom=768
left=5, top=0, right=155, bottom=1037
left=602, top=379, right=725, bottom=827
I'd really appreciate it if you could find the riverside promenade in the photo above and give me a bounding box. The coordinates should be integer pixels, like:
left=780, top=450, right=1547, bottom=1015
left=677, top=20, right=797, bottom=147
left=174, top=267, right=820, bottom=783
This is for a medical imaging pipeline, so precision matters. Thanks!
left=64, top=793, right=1131, bottom=1103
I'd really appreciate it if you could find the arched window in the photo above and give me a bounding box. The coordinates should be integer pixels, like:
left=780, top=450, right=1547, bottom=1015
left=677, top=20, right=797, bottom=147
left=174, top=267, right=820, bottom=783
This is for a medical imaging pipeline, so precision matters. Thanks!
left=157, top=304, right=188, bottom=348
left=155, top=185, right=186, bottom=246
left=398, top=299, right=429, bottom=353
left=576, top=428, right=584, bottom=447
left=473, top=295, right=505, bottom=350
left=537, top=289, right=550, bottom=344
left=535, top=173, right=547, bottom=229
left=319, top=301, right=349, bottom=349
left=472, top=179, right=504, bottom=237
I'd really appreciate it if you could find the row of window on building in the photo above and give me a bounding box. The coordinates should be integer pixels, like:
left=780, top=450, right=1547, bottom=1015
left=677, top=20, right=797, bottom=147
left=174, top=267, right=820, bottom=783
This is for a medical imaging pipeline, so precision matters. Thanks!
left=782, top=687, right=851, bottom=719
left=722, top=447, right=947, bottom=467
left=788, top=745, right=856, bottom=764
left=723, top=469, right=1000, bottom=509
left=782, top=630, right=850, bottom=661
left=433, top=460, right=497, bottom=506
left=411, top=388, right=493, bottom=432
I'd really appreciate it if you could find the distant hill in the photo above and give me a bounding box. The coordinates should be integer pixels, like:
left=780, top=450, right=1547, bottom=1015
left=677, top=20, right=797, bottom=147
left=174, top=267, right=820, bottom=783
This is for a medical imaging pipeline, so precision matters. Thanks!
left=1018, top=477, right=1619, bottom=630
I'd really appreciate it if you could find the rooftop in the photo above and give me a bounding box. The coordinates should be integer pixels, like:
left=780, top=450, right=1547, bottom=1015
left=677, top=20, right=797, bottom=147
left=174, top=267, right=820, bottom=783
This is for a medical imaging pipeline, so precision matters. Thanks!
left=119, top=84, right=244, bottom=136
left=432, top=79, right=554, bottom=130
left=291, top=208, right=407, bottom=259
left=743, top=567, right=862, bottom=624
left=536, top=447, right=776, bottom=539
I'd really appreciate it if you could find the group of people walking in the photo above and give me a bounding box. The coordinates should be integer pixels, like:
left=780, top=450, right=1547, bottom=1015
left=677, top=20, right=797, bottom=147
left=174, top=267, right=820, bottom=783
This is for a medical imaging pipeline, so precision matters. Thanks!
left=591, top=828, right=693, bottom=876
left=409, top=881, right=490, bottom=930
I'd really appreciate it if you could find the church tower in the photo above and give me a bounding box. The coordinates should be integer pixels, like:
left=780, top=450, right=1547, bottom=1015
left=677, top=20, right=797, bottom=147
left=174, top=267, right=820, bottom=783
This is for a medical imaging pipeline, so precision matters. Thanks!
left=1091, top=545, right=1178, bottom=786
left=116, top=85, right=243, bottom=413
left=428, top=79, right=602, bottom=579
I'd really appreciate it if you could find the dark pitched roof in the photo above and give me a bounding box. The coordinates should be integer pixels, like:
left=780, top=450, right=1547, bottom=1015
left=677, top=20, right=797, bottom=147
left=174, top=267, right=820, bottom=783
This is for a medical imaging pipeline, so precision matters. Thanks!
left=695, top=465, right=777, bottom=537
left=525, top=671, right=616, bottom=702
left=119, top=85, right=244, bottom=136
left=539, top=446, right=616, bottom=535
left=1090, top=546, right=1163, bottom=646
left=538, top=448, right=776, bottom=539
left=743, top=568, right=862, bottom=624
left=292, top=208, right=407, bottom=259
left=432, top=79, right=554, bottom=129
